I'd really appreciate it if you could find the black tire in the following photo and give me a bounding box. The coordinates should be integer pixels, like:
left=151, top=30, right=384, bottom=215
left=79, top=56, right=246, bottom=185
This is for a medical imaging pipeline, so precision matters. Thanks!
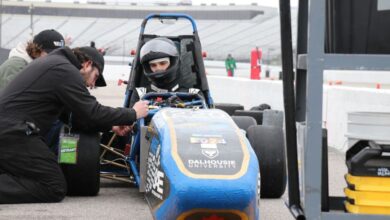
left=233, top=110, right=264, bottom=125
left=214, top=103, right=244, bottom=116
left=262, top=110, right=284, bottom=128
left=247, top=125, right=287, bottom=198
left=61, top=132, right=101, bottom=196
left=231, top=116, right=257, bottom=133
left=250, top=103, right=271, bottom=111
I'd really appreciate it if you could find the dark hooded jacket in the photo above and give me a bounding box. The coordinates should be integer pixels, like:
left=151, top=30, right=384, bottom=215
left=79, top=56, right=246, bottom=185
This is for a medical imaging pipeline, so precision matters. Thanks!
left=0, top=47, right=136, bottom=136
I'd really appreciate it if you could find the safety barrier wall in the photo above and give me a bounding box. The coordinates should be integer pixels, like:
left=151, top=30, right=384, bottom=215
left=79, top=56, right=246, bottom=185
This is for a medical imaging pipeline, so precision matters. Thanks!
left=103, top=64, right=390, bottom=152
left=207, top=76, right=390, bottom=152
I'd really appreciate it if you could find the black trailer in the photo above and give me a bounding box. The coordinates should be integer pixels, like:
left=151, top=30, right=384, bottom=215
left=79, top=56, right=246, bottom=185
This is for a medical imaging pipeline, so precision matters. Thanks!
left=280, top=0, right=390, bottom=219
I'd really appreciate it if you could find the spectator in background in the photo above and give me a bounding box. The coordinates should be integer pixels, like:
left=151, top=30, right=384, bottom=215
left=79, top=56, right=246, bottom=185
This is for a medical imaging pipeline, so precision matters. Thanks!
left=0, top=29, right=65, bottom=92
left=90, top=41, right=96, bottom=48
left=225, top=53, right=237, bottom=77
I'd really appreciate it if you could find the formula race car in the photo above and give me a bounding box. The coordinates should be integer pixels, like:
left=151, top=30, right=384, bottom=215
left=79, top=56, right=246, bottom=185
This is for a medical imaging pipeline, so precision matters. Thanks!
left=64, top=13, right=286, bottom=220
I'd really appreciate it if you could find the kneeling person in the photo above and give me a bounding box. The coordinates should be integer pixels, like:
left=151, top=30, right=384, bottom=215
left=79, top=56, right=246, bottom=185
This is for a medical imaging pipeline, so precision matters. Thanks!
left=0, top=46, right=149, bottom=204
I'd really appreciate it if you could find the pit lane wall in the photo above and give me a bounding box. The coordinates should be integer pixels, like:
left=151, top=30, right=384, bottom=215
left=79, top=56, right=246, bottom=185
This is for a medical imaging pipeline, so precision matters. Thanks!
left=102, top=64, right=390, bottom=152
left=207, top=76, right=390, bottom=152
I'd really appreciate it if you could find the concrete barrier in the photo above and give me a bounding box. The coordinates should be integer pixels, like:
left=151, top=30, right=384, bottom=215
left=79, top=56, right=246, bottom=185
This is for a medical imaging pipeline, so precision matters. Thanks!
left=207, top=75, right=390, bottom=152
left=325, top=86, right=390, bottom=151
left=103, top=64, right=390, bottom=152
left=207, top=76, right=284, bottom=110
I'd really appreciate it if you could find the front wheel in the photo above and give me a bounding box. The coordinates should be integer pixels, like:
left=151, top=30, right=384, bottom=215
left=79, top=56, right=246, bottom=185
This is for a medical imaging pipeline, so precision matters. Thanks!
left=214, top=103, right=244, bottom=116
left=247, top=125, right=287, bottom=198
left=231, top=115, right=257, bottom=133
left=61, top=132, right=101, bottom=196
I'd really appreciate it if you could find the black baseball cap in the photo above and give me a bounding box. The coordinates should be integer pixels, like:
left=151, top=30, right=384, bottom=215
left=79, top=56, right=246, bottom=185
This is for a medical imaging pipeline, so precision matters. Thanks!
left=78, top=46, right=106, bottom=87
left=33, top=29, right=65, bottom=53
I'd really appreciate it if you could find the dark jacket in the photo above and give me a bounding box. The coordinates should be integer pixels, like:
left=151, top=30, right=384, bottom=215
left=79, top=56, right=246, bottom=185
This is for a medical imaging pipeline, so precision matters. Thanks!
left=0, top=47, right=136, bottom=136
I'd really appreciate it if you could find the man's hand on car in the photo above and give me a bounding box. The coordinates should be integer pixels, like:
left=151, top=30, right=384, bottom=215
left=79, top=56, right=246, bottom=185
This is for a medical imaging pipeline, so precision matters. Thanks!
left=112, top=125, right=132, bottom=136
left=133, top=100, right=149, bottom=119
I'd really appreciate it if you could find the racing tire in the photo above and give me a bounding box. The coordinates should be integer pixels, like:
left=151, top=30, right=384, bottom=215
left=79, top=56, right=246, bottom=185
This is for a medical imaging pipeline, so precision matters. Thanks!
left=231, top=116, right=257, bottom=133
left=233, top=110, right=264, bottom=125
left=247, top=125, right=287, bottom=198
left=214, top=103, right=244, bottom=116
left=61, top=132, right=101, bottom=196
left=250, top=103, right=271, bottom=111
left=262, top=109, right=284, bottom=128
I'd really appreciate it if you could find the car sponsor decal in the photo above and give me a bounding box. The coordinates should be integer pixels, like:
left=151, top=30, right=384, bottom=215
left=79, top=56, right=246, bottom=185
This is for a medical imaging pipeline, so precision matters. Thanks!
left=161, top=109, right=250, bottom=179
left=145, top=139, right=169, bottom=209
left=190, top=135, right=226, bottom=159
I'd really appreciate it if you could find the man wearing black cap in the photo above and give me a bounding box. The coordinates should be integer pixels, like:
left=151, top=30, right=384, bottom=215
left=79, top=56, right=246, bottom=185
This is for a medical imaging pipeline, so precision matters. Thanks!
left=0, top=29, right=65, bottom=91
left=0, top=46, right=149, bottom=204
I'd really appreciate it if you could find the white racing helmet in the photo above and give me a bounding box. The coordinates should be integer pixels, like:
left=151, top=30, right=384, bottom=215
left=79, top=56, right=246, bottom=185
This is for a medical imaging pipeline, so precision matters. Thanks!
left=140, top=37, right=179, bottom=88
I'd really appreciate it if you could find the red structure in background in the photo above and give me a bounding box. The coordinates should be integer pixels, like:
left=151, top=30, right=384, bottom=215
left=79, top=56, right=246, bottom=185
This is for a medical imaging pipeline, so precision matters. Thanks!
left=250, top=47, right=262, bottom=80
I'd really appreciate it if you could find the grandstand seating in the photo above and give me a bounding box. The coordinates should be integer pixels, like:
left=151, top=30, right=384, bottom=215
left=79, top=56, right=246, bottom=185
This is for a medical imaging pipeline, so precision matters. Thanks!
left=0, top=1, right=297, bottom=61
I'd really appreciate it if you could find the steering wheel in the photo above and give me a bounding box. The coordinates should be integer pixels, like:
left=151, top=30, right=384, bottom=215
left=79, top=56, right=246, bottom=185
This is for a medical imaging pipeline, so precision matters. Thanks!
left=138, top=92, right=206, bottom=126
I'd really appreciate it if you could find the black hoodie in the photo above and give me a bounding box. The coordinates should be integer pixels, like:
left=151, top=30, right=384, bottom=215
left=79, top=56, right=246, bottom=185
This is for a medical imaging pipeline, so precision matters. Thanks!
left=0, top=47, right=136, bottom=135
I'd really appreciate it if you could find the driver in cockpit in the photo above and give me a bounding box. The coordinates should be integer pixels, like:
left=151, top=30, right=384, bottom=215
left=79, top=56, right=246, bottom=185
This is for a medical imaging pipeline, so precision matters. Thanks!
left=130, top=37, right=202, bottom=106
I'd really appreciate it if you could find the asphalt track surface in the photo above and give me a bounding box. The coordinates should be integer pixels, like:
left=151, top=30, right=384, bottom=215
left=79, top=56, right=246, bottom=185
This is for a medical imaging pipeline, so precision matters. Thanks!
left=0, top=81, right=348, bottom=220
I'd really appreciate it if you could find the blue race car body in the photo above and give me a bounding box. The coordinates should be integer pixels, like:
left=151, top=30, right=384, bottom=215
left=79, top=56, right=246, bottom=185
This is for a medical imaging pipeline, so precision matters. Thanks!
left=143, top=107, right=260, bottom=220
left=99, top=13, right=287, bottom=220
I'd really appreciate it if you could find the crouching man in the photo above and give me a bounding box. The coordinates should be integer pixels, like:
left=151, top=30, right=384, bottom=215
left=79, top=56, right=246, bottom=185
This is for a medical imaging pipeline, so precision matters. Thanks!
left=0, top=46, right=148, bottom=204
